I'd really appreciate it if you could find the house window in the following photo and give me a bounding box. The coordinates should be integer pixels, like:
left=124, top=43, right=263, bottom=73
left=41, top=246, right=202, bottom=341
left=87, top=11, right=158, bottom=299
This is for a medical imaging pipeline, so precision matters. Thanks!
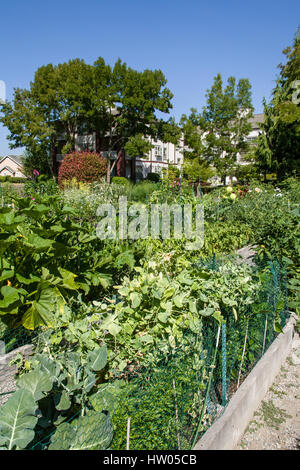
left=163, top=146, right=168, bottom=162
left=154, top=145, right=162, bottom=160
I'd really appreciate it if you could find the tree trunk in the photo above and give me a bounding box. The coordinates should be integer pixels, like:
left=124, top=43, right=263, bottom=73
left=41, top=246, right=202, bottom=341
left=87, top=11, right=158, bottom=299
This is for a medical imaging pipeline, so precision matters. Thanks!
left=51, top=139, right=58, bottom=176
left=106, top=156, right=111, bottom=183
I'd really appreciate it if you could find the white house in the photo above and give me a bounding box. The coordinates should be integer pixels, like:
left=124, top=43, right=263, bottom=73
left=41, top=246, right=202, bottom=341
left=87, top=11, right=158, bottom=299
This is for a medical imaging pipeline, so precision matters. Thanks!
left=55, top=113, right=263, bottom=182
left=0, top=155, right=26, bottom=178
left=69, top=132, right=185, bottom=181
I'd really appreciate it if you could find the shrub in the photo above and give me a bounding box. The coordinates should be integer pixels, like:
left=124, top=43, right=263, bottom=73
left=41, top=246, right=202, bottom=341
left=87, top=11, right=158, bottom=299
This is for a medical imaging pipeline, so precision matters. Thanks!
left=127, top=181, right=158, bottom=202
left=58, top=151, right=107, bottom=187
left=111, top=176, right=131, bottom=186
left=146, top=172, right=160, bottom=183
left=24, top=176, right=59, bottom=197
left=0, top=176, right=27, bottom=183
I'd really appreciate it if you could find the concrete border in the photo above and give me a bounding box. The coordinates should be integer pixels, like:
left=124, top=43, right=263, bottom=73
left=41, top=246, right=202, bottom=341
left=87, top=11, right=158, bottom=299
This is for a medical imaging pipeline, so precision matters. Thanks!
left=193, top=313, right=298, bottom=450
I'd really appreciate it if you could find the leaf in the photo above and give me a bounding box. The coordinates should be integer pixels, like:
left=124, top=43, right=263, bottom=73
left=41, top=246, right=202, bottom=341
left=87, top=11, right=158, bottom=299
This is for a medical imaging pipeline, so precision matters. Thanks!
left=15, top=273, right=40, bottom=285
left=54, top=391, right=71, bottom=411
left=0, top=285, right=20, bottom=308
left=17, top=369, right=54, bottom=401
left=198, top=307, right=215, bottom=317
left=173, top=294, right=184, bottom=308
left=108, top=322, right=121, bottom=336
left=115, top=251, right=135, bottom=270
left=274, top=321, right=283, bottom=333
left=58, top=267, right=78, bottom=290
left=158, top=311, right=170, bottom=323
left=130, top=292, right=142, bottom=309
left=0, top=270, right=14, bottom=282
left=87, top=345, right=108, bottom=371
left=90, top=382, right=125, bottom=414
left=34, top=355, right=60, bottom=379
left=232, top=307, right=238, bottom=321
left=23, top=233, right=54, bottom=252
left=48, top=411, right=113, bottom=450
left=0, top=389, right=38, bottom=450
left=22, top=286, right=60, bottom=330
left=189, top=299, right=197, bottom=314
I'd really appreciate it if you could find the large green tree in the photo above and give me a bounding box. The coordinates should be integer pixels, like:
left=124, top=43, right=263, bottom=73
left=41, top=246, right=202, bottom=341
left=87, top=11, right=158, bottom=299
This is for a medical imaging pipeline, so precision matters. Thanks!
left=181, top=74, right=253, bottom=183
left=0, top=58, right=180, bottom=180
left=90, top=59, right=180, bottom=182
left=255, top=29, right=300, bottom=180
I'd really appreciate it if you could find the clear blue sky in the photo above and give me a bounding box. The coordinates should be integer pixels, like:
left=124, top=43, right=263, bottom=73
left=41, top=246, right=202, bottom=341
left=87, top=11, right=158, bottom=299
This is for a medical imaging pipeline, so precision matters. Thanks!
left=0, top=0, right=299, bottom=156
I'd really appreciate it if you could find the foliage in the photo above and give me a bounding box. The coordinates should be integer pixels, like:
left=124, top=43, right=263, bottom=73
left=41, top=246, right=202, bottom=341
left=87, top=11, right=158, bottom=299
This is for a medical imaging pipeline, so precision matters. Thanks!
left=0, top=344, right=112, bottom=450
left=0, top=174, right=298, bottom=451
left=181, top=74, right=253, bottom=182
left=183, top=159, right=215, bottom=183
left=111, top=176, right=131, bottom=186
left=0, top=193, right=137, bottom=329
left=96, top=259, right=261, bottom=371
left=58, top=151, right=107, bottom=186
left=0, top=58, right=180, bottom=179
left=22, top=149, right=53, bottom=178
left=145, top=172, right=160, bottom=182
left=0, top=176, right=27, bottom=183
left=255, top=29, right=300, bottom=180
left=24, top=175, right=59, bottom=198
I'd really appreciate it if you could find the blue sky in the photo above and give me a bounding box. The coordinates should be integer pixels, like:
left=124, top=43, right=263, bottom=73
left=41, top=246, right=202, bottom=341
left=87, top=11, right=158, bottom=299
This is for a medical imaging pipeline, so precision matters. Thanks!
left=0, top=0, right=299, bottom=156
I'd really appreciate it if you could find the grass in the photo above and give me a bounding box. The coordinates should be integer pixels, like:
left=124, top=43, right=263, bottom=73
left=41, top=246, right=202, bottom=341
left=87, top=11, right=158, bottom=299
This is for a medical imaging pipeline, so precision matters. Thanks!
left=259, top=400, right=292, bottom=430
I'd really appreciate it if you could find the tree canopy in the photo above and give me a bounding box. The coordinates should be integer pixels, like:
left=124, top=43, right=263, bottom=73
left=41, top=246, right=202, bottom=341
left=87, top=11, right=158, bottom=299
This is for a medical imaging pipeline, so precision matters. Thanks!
left=0, top=58, right=180, bottom=179
left=181, top=73, right=253, bottom=183
left=255, top=29, right=300, bottom=180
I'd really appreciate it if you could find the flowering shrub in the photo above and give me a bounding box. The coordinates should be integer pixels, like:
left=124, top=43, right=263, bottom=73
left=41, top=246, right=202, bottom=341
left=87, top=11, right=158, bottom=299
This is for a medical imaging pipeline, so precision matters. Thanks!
left=58, top=151, right=107, bottom=187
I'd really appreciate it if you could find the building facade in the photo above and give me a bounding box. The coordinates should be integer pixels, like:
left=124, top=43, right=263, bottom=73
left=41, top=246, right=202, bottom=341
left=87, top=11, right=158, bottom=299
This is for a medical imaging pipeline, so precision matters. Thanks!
left=0, top=155, right=26, bottom=178
left=55, top=113, right=263, bottom=182
left=57, top=132, right=185, bottom=181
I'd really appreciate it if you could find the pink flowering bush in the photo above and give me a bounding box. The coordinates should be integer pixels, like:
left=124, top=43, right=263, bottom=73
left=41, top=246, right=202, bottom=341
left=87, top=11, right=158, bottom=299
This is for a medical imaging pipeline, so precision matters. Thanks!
left=58, top=151, right=107, bottom=187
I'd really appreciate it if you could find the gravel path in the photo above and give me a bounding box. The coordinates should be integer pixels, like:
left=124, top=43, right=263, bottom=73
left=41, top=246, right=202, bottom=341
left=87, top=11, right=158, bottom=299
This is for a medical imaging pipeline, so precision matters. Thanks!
left=236, top=335, right=300, bottom=450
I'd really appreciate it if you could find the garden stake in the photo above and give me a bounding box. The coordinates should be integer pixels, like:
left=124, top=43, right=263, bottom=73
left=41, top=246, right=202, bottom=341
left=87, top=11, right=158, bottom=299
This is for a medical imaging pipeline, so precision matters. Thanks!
left=172, top=378, right=181, bottom=450
left=237, top=319, right=249, bottom=389
left=126, top=417, right=131, bottom=450
left=221, top=322, right=227, bottom=406
left=262, top=314, right=268, bottom=355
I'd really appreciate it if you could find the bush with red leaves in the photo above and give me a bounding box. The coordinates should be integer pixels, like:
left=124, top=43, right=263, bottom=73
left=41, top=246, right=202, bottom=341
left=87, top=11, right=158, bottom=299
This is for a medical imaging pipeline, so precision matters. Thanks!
left=58, top=151, right=107, bottom=186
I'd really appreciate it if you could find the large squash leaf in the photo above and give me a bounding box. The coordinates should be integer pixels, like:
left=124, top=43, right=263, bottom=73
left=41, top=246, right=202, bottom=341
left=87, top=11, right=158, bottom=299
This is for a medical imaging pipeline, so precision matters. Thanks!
left=22, top=285, right=63, bottom=330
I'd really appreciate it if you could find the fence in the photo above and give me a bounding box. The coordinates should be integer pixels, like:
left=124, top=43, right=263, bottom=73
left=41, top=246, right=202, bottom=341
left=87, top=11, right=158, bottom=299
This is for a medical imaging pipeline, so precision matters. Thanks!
left=0, top=257, right=290, bottom=450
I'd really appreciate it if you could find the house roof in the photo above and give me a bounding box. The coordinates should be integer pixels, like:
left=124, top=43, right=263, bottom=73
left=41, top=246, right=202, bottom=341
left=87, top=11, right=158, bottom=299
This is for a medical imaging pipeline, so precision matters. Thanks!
left=248, top=113, right=264, bottom=129
left=0, top=155, right=24, bottom=167
left=0, top=165, right=15, bottom=174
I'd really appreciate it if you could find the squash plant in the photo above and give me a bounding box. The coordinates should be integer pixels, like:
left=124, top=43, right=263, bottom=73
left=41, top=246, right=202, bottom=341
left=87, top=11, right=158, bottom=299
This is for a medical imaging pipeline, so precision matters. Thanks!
left=0, top=194, right=135, bottom=330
